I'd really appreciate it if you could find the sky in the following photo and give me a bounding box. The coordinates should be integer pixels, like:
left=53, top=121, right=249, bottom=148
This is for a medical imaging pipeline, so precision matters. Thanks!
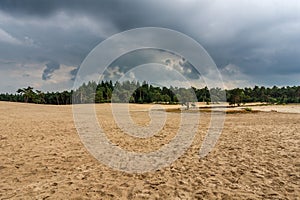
left=0, top=0, right=299, bottom=93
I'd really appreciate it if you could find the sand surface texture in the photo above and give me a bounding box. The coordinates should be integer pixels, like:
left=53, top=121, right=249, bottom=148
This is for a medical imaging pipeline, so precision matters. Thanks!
left=0, top=102, right=299, bottom=199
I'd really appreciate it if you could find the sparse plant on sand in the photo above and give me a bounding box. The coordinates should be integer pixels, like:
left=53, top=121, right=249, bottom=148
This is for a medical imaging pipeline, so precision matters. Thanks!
left=244, top=107, right=252, bottom=112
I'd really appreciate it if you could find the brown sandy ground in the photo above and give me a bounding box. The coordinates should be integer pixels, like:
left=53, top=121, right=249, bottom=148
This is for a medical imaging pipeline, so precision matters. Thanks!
left=0, top=102, right=299, bottom=199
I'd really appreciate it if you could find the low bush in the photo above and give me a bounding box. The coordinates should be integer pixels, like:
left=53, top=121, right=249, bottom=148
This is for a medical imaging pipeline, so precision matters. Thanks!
left=244, top=107, right=252, bottom=112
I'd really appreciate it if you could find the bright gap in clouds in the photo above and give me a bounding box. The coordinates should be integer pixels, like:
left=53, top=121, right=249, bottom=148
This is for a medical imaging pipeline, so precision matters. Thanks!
left=102, top=49, right=200, bottom=88
left=101, top=48, right=241, bottom=89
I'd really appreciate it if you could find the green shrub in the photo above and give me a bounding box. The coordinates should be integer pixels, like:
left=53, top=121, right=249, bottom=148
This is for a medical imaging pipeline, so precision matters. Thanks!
left=244, top=107, right=252, bottom=112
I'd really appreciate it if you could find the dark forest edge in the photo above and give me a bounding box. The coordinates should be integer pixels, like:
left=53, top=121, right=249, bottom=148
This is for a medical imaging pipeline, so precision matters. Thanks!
left=0, top=80, right=299, bottom=106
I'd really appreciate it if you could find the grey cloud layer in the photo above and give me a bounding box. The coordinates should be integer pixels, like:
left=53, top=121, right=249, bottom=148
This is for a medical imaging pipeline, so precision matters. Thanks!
left=0, top=0, right=299, bottom=92
left=42, top=61, right=60, bottom=80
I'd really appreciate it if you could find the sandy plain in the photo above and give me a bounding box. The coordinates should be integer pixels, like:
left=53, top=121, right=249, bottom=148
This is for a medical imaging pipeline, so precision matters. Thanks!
left=0, top=101, right=299, bottom=199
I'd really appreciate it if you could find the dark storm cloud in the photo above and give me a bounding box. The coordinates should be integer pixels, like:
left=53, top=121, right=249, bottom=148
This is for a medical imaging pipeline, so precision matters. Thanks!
left=0, top=0, right=58, bottom=16
left=0, top=0, right=145, bottom=28
left=0, top=0, right=192, bottom=32
left=70, top=67, right=79, bottom=81
left=42, top=60, right=60, bottom=80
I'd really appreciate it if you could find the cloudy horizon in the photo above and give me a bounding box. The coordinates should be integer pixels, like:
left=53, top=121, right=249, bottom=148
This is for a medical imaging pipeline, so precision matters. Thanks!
left=0, top=0, right=300, bottom=93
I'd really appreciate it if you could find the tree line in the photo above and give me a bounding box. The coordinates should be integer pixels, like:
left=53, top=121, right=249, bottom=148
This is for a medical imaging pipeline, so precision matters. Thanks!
left=0, top=81, right=299, bottom=105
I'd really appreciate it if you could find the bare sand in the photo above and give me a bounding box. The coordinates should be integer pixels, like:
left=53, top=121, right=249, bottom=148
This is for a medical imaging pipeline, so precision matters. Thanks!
left=0, top=101, right=299, bottom=199
left=236, top=104, right=300, bottom=114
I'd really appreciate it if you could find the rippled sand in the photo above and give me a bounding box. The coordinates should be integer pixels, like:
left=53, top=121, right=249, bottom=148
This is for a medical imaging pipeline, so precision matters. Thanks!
left=0, top=102, right=299, bottom=199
